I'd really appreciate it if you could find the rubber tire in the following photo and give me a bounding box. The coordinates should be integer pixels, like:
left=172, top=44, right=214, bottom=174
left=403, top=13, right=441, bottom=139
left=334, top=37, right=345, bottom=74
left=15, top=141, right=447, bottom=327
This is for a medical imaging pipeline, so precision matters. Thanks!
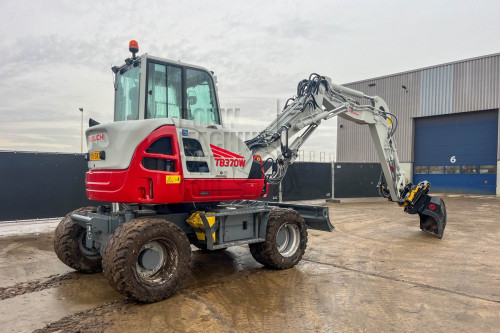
left=249, top=208, right=307, bottom=269
left=102, top=217, right=191, bottom=303
left=54, top=206, right=102, bottom=273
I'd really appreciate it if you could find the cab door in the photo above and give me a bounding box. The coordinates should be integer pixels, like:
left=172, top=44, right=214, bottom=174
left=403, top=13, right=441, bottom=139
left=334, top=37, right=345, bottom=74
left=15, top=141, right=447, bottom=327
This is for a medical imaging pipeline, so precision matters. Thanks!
left=145, top=62, right=182, bottom=120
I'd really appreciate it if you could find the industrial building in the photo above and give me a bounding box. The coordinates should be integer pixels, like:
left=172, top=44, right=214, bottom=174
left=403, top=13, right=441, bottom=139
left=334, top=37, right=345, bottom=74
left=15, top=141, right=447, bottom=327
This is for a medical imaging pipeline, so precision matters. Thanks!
left=338, top=53, right=500, bottom=195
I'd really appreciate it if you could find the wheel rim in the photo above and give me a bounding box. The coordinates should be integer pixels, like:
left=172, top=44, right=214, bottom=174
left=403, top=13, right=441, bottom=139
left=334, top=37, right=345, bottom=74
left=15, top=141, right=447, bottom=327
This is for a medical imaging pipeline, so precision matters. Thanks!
left=78, top=232, right=100, bottom=258
left=276, top=223, right=300, bottom=257
left=136, top=240, right=176, bottom=282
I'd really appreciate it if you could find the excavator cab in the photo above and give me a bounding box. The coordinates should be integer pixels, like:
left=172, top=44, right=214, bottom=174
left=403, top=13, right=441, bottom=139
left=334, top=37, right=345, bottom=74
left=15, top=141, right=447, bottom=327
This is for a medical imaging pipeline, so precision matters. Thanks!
left=111, top=41, right=221, bottom=125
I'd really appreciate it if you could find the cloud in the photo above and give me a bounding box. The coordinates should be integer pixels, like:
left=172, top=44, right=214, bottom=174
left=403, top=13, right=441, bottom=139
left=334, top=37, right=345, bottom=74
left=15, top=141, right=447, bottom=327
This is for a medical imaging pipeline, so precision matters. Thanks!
left=1, top=0, right=499, bottom=161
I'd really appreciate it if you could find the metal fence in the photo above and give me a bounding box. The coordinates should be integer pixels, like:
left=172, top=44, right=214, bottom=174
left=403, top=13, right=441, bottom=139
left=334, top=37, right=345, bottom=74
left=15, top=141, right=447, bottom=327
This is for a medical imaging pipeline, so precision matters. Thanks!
left=0, top=151, right=94, bottom=221
left=333, top=162, right=382, bottom=198
left=0, top=151, right=381, bottom=221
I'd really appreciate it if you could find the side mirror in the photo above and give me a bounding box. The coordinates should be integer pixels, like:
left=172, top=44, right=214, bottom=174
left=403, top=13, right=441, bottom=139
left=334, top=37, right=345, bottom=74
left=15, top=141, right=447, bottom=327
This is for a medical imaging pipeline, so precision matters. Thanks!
left=89, top=118, right=100, bottom=127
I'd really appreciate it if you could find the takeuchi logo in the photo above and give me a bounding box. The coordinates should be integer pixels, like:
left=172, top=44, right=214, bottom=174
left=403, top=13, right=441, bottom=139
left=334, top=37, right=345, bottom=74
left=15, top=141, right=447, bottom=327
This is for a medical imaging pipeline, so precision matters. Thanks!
left=88, top=134, right=105, bottom=143
left=210, top=144, right=246, bottom=167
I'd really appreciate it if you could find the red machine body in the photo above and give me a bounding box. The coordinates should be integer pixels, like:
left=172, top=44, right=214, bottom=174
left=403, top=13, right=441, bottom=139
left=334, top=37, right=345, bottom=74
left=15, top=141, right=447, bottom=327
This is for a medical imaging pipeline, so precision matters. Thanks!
left=86, top=125, right=266, bottom=204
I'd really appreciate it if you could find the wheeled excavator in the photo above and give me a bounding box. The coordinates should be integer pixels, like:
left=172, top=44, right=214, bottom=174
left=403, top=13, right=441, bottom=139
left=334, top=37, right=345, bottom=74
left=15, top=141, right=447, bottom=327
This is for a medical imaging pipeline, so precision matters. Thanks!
left=54, top=41, right=447, bottom=303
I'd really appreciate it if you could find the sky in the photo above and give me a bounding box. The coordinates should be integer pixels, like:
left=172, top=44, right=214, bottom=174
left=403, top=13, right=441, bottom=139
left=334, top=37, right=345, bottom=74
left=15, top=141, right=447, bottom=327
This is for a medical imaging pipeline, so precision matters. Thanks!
left=1, top=0, right=499, bottom=160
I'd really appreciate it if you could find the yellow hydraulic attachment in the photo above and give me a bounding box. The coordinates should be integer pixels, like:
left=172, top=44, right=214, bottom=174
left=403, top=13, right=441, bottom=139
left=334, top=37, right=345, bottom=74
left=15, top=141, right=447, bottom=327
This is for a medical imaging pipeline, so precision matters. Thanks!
left=400, top=182, right=430, bottom=207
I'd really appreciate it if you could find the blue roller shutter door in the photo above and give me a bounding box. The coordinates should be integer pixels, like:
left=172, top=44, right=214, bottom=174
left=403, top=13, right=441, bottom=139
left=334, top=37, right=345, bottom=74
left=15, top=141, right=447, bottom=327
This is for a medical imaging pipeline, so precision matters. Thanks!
left=413, top=110, right=498, bottom=194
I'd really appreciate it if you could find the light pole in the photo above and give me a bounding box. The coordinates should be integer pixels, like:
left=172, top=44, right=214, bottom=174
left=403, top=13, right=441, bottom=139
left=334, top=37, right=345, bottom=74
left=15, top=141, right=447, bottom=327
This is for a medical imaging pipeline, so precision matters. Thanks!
left=79, top=108, right=83, bottom=153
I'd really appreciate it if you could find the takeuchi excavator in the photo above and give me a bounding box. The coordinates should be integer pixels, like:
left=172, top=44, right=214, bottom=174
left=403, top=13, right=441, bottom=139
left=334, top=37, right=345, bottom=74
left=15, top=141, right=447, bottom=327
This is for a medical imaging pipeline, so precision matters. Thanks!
left=54, top=41, right=447, bottom=303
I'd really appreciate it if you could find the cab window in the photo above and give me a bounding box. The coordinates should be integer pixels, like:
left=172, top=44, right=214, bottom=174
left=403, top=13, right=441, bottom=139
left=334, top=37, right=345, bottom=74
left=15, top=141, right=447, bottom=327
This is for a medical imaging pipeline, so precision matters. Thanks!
left=115, top=66, right=140, bottom=121
left=146, top=63, right=182, bottom=119
left=185, top=69, right=220, bottom=124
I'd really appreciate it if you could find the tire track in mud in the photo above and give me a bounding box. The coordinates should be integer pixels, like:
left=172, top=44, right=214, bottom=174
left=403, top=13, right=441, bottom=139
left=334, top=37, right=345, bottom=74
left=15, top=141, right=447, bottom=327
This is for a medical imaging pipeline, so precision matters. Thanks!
left=180, top=291, right=237, bottom=333
left=0, top=272, right=82, bottom=301
left=302, top=258, right=500, bottom=304
left=30, top=270, right=260, bottom=333
left=33, top=300, right=134, bottom=333
left=29, top=262, right=265, bottom=332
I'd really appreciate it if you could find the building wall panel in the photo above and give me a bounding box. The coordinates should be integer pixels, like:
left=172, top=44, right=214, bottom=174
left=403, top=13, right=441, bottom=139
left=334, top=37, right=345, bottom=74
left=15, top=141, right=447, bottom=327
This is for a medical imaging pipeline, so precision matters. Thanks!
left=419, top=65, right=454, bottom=117
left=338, top=53, right=500, bottom=164
left=340, top=71, right=421, bottom=162
left=453, top=55, right=500, bottom=113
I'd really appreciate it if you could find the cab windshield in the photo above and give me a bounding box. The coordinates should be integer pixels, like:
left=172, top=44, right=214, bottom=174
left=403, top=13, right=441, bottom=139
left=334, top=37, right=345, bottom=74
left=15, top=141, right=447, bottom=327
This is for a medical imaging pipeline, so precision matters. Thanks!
left=114, top=65, right=140, bottom=121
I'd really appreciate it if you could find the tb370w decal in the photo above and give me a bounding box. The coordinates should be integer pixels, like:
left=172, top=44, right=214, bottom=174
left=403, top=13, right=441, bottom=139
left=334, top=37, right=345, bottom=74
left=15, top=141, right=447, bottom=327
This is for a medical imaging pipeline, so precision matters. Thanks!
left=210, top=144, right=246, bottom=167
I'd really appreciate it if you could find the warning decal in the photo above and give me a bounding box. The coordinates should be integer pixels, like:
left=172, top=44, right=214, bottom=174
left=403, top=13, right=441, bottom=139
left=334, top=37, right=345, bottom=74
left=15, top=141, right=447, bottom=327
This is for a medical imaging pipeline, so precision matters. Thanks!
left=165, top=175, right=181, bottom=184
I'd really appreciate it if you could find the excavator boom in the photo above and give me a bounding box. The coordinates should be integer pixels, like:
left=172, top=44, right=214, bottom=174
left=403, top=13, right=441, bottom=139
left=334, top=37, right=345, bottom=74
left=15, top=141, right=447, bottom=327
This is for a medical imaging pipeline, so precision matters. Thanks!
left=246, top=74, right=447, bottom=238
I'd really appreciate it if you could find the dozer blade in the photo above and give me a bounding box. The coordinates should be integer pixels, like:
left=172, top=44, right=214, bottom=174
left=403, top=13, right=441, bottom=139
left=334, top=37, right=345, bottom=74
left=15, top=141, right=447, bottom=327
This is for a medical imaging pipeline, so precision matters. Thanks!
left=268, top=202, right=334, bottom=232
left=416, top=195, right=447, bottom=238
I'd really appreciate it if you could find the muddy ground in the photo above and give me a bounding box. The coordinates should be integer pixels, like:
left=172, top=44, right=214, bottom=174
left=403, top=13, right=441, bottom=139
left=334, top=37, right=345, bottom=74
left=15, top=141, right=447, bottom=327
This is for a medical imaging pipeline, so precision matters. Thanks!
left=0, top=194, right=499, bottom=332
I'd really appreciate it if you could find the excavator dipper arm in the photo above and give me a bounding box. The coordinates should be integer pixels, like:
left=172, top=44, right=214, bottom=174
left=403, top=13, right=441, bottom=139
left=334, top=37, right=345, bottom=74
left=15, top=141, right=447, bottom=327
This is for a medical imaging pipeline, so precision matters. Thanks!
left=245, top=74, right=447, bottom=238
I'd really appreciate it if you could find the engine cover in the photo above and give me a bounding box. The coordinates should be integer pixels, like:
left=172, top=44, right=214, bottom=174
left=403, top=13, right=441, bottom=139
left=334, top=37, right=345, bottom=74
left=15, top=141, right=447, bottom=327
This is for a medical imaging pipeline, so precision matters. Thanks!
left=85, top=120, right=266, bottom=204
